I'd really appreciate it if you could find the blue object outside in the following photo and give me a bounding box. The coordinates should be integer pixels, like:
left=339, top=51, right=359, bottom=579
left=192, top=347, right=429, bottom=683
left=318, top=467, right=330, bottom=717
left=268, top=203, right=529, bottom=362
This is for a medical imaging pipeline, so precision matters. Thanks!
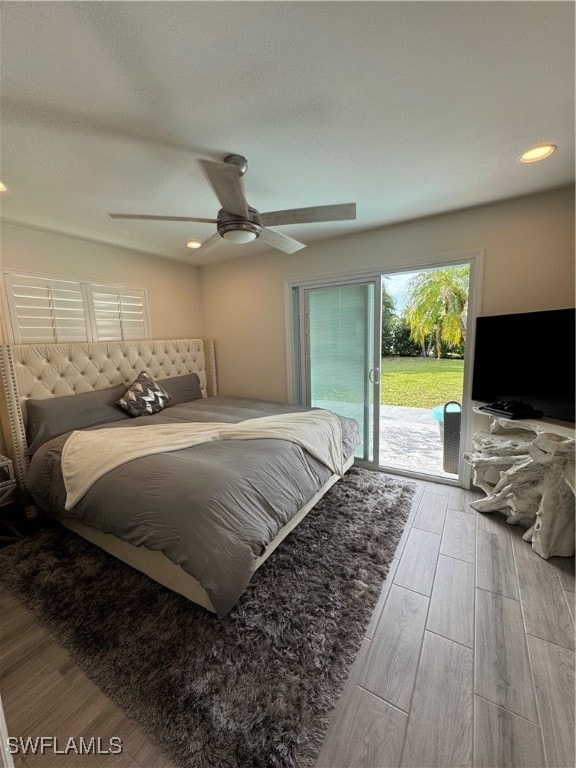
left=432, top=403, right=461, bottom=423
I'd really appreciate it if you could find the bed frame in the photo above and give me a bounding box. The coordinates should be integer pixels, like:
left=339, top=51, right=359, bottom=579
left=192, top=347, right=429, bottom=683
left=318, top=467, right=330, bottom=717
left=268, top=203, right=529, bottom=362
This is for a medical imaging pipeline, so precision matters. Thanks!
left=0, top=338, right=351, bottom=613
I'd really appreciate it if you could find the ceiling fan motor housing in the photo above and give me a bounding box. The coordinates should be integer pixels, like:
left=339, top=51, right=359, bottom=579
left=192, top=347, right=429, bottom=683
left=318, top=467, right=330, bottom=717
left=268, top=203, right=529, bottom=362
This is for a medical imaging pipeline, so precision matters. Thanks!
left=217, top=207, right=263, bottom=241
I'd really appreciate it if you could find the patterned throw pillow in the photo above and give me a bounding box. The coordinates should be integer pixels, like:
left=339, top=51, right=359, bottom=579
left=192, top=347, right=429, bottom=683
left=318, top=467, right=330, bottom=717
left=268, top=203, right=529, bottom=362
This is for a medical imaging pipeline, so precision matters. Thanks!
left=116, top=371, right=172, bottom=417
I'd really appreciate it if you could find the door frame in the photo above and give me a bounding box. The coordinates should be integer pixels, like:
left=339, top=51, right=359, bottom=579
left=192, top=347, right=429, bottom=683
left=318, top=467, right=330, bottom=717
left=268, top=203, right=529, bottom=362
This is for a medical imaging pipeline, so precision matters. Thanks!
left=284, top=249, right=484, bottom=487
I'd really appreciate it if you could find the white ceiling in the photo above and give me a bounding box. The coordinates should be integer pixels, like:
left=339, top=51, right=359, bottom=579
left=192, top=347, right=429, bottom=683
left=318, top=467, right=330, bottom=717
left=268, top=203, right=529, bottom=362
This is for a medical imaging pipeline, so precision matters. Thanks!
left=1, top=1, right=574, bottom=266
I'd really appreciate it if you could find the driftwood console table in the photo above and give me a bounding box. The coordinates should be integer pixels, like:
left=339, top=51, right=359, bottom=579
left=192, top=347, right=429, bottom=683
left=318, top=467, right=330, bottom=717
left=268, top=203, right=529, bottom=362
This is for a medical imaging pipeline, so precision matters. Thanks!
left=465, top=410, right=575, bottom=559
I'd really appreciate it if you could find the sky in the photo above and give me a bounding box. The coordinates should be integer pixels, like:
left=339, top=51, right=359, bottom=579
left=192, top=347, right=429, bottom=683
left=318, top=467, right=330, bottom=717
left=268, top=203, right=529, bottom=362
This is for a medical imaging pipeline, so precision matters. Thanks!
left=383, top=271, right=417, bottom=314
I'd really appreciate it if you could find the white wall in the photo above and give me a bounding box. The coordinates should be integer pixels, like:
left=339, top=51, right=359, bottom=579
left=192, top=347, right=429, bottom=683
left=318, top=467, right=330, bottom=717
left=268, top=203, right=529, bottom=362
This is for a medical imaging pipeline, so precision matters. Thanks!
left=1, top=187, right=573, bottom=468
left=0, top=223, right=202, bottom=457
left=0, top=222, right=202, bottom=341
left=198, top=186, right=575, bottom=402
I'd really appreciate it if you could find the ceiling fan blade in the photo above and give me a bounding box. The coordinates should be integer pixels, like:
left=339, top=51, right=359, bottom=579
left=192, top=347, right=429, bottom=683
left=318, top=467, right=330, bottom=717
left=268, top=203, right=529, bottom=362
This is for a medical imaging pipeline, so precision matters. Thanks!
left=191, top=232, right=223, bottom=256
left=199, top=160, right=248, bottom=218
left=260, top=227, right=306, bottom=254
left=259, top=202, right=356, bottom=227
left=109, top=213, right=217, bottom=223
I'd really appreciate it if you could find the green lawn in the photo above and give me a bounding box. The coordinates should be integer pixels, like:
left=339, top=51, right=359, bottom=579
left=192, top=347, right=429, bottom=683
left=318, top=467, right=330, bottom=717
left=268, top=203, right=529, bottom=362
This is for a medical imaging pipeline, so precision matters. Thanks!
left=381, top=356, right=464, bottom=408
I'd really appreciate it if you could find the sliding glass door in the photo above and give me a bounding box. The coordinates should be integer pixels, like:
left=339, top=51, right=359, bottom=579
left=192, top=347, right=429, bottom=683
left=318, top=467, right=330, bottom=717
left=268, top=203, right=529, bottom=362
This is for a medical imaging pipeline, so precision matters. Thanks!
left=295, top=277, right=381, bottom=465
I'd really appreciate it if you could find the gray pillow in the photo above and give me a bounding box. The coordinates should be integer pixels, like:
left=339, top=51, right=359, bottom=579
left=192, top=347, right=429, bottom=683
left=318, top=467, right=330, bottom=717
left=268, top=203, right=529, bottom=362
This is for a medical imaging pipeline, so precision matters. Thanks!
left=26, top=384, right=130, bottom=455
left=160, top=373, right=203, bottom=405
left=116, top=371, right=171, bottom=417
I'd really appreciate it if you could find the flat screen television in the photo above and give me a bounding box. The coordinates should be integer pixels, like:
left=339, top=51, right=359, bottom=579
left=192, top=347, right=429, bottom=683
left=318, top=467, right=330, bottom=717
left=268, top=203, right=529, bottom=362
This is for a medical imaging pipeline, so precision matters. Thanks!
left=471, top=308, right=575, bottom=424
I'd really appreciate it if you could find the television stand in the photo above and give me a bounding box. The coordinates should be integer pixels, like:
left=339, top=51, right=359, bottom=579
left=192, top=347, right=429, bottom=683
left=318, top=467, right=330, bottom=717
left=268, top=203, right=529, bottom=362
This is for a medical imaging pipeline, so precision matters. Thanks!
left=465, top=409, right=575, bottom=558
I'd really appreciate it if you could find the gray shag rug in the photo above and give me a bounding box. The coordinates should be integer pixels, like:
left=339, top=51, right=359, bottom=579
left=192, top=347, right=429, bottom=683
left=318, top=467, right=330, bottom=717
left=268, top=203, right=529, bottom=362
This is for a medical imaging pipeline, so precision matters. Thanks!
left=0, top=468, right=415, bottom=768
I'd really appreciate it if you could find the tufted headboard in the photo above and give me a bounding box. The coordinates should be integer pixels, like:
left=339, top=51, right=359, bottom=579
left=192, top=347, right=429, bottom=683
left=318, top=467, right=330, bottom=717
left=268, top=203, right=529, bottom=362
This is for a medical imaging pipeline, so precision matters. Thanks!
left=0, top=338, right=217, bottom=492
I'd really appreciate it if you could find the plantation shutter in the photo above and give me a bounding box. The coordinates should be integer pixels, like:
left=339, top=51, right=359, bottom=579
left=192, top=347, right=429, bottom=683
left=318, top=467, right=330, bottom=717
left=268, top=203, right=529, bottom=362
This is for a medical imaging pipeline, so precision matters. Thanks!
left=2, top=271, right=150, bottom=344
left=86, top=284, right=149, bottom=341
left=3, top=273, right=90, bottom=343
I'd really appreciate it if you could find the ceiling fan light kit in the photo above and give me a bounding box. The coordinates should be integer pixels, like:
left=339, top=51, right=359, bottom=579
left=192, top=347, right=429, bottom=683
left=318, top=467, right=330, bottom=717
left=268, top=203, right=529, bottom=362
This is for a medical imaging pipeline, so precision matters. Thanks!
left=217, top=206, right=262, bottom=243
left=109, top=154, right=356, bottom=255
left=221, top=230, right=258, bottom=244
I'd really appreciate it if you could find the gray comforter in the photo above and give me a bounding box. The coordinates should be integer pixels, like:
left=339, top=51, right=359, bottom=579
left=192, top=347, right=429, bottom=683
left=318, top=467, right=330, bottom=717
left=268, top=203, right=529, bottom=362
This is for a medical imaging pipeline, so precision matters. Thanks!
left=27, top=396, right=360, bottom=616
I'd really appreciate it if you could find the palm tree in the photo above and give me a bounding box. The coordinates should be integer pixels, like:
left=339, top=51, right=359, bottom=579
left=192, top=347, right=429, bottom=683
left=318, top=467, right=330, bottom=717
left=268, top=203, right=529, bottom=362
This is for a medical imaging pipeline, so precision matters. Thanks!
left=404, top=266, right=469, bottom=359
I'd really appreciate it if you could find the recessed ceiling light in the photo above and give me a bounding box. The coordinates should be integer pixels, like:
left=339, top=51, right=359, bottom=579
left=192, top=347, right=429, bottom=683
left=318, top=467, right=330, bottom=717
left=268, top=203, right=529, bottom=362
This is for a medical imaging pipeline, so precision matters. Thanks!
left=0, top=181, right=8, bottom=193
left=186, top=240, right=202, bottom=249
left=518, top=144, right=557, bottom=163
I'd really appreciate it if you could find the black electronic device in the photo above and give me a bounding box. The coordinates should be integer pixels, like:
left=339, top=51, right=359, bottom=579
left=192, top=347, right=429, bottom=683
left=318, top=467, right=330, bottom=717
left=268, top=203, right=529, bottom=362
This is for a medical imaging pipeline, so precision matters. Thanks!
left=471, top=308, right=575, bottom=424
left=478, top=401, right=543, bottom=419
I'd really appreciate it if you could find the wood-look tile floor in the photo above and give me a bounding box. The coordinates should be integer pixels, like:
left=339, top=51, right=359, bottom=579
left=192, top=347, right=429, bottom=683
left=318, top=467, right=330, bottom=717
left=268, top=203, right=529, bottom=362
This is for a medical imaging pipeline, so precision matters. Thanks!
left=316, top=479, right=575, bottom=768
left=1, top=479, right=574, bottom=768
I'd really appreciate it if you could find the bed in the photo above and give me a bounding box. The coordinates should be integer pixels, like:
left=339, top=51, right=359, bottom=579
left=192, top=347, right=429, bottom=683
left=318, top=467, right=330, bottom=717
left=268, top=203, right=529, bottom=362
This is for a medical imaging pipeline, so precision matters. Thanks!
left=0, top=339, right=359, bottom=616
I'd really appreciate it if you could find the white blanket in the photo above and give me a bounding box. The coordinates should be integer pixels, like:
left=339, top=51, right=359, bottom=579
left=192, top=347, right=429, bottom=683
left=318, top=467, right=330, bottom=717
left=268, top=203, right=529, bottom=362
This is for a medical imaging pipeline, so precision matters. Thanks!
left=62, top=410, right=344, bottom=510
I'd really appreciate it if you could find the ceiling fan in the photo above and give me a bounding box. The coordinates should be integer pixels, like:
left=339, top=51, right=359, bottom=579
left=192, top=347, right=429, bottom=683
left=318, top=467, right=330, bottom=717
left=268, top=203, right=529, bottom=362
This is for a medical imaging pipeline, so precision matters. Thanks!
left=109, top=154, right=356, bottom=255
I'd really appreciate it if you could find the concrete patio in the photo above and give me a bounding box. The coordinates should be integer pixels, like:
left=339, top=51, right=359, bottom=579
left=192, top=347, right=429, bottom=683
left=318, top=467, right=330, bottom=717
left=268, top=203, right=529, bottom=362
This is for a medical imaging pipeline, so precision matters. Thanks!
left=379, top=404, right=458, bottom=479
left=314, top=399, right=459, bottom=479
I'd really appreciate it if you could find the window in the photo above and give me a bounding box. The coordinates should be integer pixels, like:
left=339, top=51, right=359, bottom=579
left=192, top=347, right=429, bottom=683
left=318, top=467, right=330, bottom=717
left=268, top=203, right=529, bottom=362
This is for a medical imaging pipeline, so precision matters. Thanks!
left=86, top=284, right=148, bottom=342
left=1, top=270, right=150, bottom=344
